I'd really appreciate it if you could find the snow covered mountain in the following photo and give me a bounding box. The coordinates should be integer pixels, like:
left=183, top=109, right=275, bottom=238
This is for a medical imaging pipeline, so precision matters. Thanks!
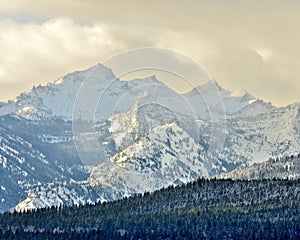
left=90, top=101, right=300, bottom=192
left=0, top=65, right=116, bottom=120
left=213, top=155, right=300, bottom=180
left=0, top=64, right=274, bottom=121
left=221, top=103, right=300, bottom=164
left=0, top=115, right=88, bottom=212
left=14, top=102, right=300, bottom=212
left=14, top=180, right=128, bottom=212
left=90, top=121, right=208, bottom=193
left=107, top=102, right=178, bottom=150
left=0, top=63, right=298, bottom=213
left=15, top=153, right=300, bottom=212
left=108, top=100, right=300, bottom=175
left=183, top=81, right=274, bottom=119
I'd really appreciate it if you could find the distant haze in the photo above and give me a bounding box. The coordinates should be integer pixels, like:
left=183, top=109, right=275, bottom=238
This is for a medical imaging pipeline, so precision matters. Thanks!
left=0, top=1, right=300, bottom=106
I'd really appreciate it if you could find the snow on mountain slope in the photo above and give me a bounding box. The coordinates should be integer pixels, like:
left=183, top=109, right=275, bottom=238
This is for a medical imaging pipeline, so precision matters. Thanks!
left=107, top=102, right=178, bottom=150
left=0, top=124, right=64, bottom=212
left=89, top=121, right=208, bottom=194
left=237, top=99, right=274, bottom=116
left=14, top=181, right=112, bottom=212
left=189, top=103, right=300, bottom=178
left=0, top=115, right=88, bottom=213
left=14, top=155, right=300, bottom=212
left=14, top=179, right=134, bottom=212
left=12, top=101, right=300, bottom=212
left=220, top=103, right=300, bottom=166
left=0, top=64, right=196, bottom=121
left=0, top=62, right=295, bottom=213
left=184, top=81, right=275, bottom=119
left=18, top=103, right=300, bottom=211
left=0, top=63, right=273, bottom=121
left=213, top=155, right=300, bottom=180
left=91, top=102, right=300, bottom=193
left=0, top=64, right=117, bottom=120
left=11, top=101, right=300, bottom=213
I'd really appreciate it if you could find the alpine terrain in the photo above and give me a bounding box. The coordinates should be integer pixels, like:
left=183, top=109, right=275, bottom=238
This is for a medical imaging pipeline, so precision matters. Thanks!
left=0, top=63, right=299, bottom=213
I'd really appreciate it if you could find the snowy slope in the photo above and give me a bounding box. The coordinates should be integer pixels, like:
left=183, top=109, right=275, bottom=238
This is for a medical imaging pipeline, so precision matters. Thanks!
left=0, top=64, right=121, bottom=120
left=107, top=102, right=178, bottom=150
left=89, top=121, right=208, bottom=194
left=90, top=102, right=300, bottom=194
left=14, top=181, right=120, bottom=212
left=15, top=110, right=300, bottom=212
left=213, top=155, right=300, bottom=180
left=11, top=102, right=300, bottom=212
left=220, top=103, right=300, bottom=166
left=12, top=101, right=300, bottom=212
left=0, top=124, right=68, bottom=212
left=184, top=81, right=275, bottom=119
left=0, top=63, right=298, bottom=213
left=0, top=64, right=274, bottom=121
left=0, top=115, right=88, bottom=213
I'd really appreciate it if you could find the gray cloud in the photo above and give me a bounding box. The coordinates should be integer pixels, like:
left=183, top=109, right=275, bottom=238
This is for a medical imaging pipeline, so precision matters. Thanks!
left=0, top=0, right=299, bottom=106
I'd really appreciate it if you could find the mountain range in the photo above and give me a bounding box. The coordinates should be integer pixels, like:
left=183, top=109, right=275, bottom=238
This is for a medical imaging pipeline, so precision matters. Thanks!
left=0, top=63, right=299, bottom=213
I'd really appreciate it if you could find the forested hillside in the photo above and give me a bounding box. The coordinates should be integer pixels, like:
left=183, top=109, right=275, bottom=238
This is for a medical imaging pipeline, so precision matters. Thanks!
left=0, top=178, right=299, bottom=239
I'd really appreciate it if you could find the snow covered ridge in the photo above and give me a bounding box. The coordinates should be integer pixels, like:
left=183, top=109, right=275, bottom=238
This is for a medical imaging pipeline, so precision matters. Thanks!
left=14, top=181, right=111, bottom=213
left=89, top=121, right=208, bottom=192
left=0, top=63, right=274, bottom=121
left=12, top=101, right=300, bottom=212
left=0, top=62, right=300, bottom=213
left=14, top=154, right=300, bottom=212
left=213, top=155, right=300, bottom=180
left=0, top=115, right=88, bottom=213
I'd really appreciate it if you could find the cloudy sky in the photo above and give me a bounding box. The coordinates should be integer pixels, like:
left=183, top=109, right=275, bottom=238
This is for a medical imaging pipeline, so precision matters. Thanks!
left=0, top=0, right=299, bottom=106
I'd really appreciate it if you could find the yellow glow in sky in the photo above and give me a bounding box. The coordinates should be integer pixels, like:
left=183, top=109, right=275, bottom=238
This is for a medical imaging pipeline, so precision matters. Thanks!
left=0, top=0, right=299, bottom=106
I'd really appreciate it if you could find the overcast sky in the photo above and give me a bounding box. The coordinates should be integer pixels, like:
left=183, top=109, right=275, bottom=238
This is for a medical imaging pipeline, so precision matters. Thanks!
left=0, top=0, right=299, bottom=106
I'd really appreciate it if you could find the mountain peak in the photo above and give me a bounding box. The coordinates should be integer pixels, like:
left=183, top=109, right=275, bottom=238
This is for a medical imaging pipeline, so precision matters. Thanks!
left=61, top=63, right=116, bottom=84
left=196, top=79, right=224, bottom=91
left=232, top=89, right=256, bottom=102
left=89, top=120, right=207, bottom=192
left=0, top=63, right=275, bottom=120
